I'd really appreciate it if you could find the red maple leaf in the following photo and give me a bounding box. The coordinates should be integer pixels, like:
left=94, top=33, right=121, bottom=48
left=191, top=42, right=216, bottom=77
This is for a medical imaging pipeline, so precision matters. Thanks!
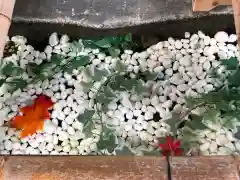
left=10, top=94, right=54, bottom=138
left=159, top=136, right=183, bottom=156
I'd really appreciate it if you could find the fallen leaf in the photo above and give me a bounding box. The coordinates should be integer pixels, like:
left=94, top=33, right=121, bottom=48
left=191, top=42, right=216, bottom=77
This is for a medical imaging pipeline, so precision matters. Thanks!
left=10, top=94, right=54, bottom=138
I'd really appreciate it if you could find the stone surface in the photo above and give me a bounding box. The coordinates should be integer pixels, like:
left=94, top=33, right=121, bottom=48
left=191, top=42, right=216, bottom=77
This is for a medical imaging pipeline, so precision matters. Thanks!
left=10, top=1, right=235, bottom=45
left=3, top=156, right=167, bottom=180
left=0, top=156, right=239, bottom=179
left=171, top=156, right=239, bottom=180
left=13, top=0, right=232, bottom=29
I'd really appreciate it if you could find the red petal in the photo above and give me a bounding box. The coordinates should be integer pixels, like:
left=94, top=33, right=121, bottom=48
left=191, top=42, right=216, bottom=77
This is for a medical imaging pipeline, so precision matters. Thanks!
left=174, top=148, right=183, bottom=156
left=166, top=136, right=175, bottom=149
left=159, top=143, right=169, bottom=151
left=174, top=140, right=181, bottom=149
left=161, top=150, right=170, bottom=156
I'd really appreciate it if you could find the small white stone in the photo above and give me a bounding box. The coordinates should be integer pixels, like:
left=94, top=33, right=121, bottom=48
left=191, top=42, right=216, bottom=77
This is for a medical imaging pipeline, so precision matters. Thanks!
left=125, top=124, right=132, bottom=132
left=4, top=140, right=12, bottom=151
left=67, top=126, right=75, bottom=135
left=135, top=102, right=142, bottom=110
left=185, top=32, right=191, bottom=38
left=122, top=97, right=133, bottom=109
left=225, top=142, right=235, bottom=151
left=44, top=120, right=57, bottom=134
left=108, top=101, right=118, bottom=110
left=214, top=31, right=229, bottom=43
left=12, top=142, right=21, bottom=150
left=175, top=40, right=182, bottom=49
left=203, top=61, right=211, bottom=71
left=69, top=148, right=78, bottom=155
left=53, top=135, right=59, bottom=145
left=216, top=134, right=229, bottom=145
left=218, top=147, right=231, bottom=155
left=179, top=56, right=191, bottom=67
left=142, top=98, right=150, bottom=106
left=126, top=111, right=134, bottom=120
left=144, top=111, right=153, bottom=120
left=49, top=32, right=59, bottom=46
left=46, top=143, right=54, bottom=151
left=165, top=68, right=173, bottom=76
left=133, top=110, right=142, bottom=117
left=203, top=36, right=211, bottom=45
left=72, top=121, right=83, bottom=131
left=60, top=34, right=70, bottom=44
left=177, top=84, right=189, bottom=92
left=29, top=140, right=39, bottom=148
left=209, top=141, right=217, bottom=153
left=44, top=45, right=53, bottom=55
left=228, top=34, right=237, bottom=43
left=70, top=140, right=79, bottom=148
left=58, top=131, right=69, bottom=141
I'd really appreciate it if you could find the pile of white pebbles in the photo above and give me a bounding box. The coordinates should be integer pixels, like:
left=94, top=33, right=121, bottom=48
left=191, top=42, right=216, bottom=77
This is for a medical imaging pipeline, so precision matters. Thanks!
left=0, top=31, right=240, bottom=156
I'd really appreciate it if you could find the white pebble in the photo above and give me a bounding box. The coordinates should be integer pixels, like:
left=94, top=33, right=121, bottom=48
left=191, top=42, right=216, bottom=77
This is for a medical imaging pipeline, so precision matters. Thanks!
left=214, top=31, right=228, bottom=43
left=49, top=32, right=59, bottom=46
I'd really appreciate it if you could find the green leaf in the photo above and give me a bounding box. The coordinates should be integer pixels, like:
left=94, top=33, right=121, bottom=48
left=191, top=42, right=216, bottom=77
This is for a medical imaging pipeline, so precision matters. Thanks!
left=51, top=54, right=63, bottom=65
left=28, top=62, right=40, bottom=75
left=96, top=93, right=112, bottom=107
left=80, top=81, right=94, bottom=92
left=0, top=78, right=5, bottom=86
left=121, top=79, right=138, bottom=91
left=82, top=67, right=93, bottom=78
left=92, top=68, right=109, bottom=81
left=108, top=75, right=126, bottom=91
left=71, top=41, right=83, bottom=52
left=1, top=62, right=14, bottom=75
left=181, top=126, right=199, bottom=143
left=221, top=57, right=238, bottom=70
left=228, top=70, right=240, bottom=87
left=94, top=39, right=112, bottom=48
left=166, top=116, right=180, bottom=136
left=7, top=78, right=27, bottom=91
left=142, top=148, right=160, bottom=156
left=97, top=133, right=117, bottom=153
left=1, top=62, right=24, bottom=76
left=141, top=72, right=160, bottom=81
left=82, top=120, right=94, bottom=137
left=114, top=61, right=126, bottom=72
left=108, top=47, right=121, bottom=57
left=82, top=40, right=99, bottom=49
left=134, top=81, right=148, bottom=95
left=77, top=110, right=95, bottom=126
left=102, top=85, right=116, bottom=98
left=64, top=56, right=90, bottom=72
left=185, top=116, right=207, bottom=131
left=124, top=33, right=132, bottom=42
left=115, top=146, right=133, bottom=155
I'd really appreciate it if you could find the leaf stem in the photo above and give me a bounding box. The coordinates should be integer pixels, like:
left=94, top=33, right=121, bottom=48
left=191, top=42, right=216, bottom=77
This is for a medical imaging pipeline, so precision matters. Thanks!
left=166, top=155, right=172, bottom=180
left=94, top=73, right=117, bottom=138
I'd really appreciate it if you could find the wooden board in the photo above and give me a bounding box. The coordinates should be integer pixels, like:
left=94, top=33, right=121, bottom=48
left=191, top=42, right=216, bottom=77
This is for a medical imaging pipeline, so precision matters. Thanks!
left=193, top=0, right=240, bottom=45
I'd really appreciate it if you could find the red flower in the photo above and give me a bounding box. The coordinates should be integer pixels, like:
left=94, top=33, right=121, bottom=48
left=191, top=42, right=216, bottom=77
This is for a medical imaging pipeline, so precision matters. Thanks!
left=159, top=136, right=183, bottom=156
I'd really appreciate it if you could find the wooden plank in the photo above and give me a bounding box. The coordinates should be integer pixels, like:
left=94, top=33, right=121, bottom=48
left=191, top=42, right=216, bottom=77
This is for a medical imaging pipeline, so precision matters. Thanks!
left=232, top=0, right=240, bottom=45
left=193, top=0, right=231, bottom=11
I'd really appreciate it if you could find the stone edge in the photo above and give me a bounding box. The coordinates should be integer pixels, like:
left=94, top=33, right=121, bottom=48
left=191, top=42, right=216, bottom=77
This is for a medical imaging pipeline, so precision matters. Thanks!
left=0, top=156, right=239, bottom=180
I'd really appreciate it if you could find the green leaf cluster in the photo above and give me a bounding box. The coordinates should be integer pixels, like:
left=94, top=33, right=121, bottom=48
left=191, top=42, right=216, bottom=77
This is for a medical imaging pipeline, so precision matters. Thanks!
left=82, top=33, right=135, bottom=57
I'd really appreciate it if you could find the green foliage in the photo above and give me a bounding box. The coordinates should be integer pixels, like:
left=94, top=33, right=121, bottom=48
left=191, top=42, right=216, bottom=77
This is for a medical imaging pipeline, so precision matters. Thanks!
left=62, top=56, right=90, bottom=73
left=82, top=33, right=136, bottom=57
left=163, top=57, right=240, bottom=153
left=97, top=133, right=117, bottom=153
left=77, top=110, right=95, bottom=126
left=79, top=61, right=151, bottom=153
left=115, top=145, right=133, bottom=155
left=142, top=148, right=161, bottom=156
left=6, top=78, right=27, bottom=92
